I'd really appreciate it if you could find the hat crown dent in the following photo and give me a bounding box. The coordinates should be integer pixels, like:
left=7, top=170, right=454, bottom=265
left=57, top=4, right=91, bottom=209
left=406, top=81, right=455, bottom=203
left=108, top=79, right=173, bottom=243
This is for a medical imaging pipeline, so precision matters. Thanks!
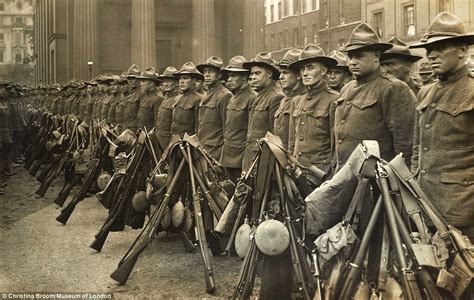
left=127, top=64, right=141, bottom=76
left=299, top=44, right=327, bottom=60
left=161, top=66, right=178, bottom=77
left=139, top=67, right=159, bottom=80
left=428, top=12, right=465, bottom=36
left=280, top=48, right=303, bottom=65
left=225, top=55, right=248, bottom=70
left=328, top=50, right=348, bottom=67
left=349, top=22, right=382, bottom=45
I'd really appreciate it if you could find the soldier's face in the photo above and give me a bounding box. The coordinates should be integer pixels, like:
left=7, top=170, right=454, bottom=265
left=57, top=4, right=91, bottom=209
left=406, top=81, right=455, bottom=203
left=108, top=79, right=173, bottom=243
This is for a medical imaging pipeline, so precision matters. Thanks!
left=347, top=51, right=380, bottom=78
left=419, top=73, right=433, bottom=84
left=128, top=78, right=139, bottom=88
left=226, top=72, right=247, bottom=92
left=178, top=75, right=195, bottom=92
left=202, top=67, right=220, bottom=86
left=249, top=66, right=273, bottom=90
left=140, top=79, right=155, bottom=92
left=300, top=62, right=326, bottom=87
left=162, top=79, right=178, bottom=92
left=425, top=42, right=467, bottom=76
left=325, top=68, right=347, bottom=90
left=86, top=85, right=93, bottom=93
left=279, top=68, right=300, bottom=90
left=381, top=57, right=411, bottom=80
left=110, top=83, right=119, bottom=94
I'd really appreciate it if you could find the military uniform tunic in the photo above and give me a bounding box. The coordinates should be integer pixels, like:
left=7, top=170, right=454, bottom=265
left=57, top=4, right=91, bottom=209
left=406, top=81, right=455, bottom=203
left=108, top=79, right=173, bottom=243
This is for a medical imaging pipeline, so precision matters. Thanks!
left=115, top=93, right=128, bottom=125
left=124, top=88, right=143, bottom=132
left=0, top=98, right=12, bottom=144
left=106, top=94, right=121, bottom=124
left=221, top=85, right=256, bottom=169
left=289, top=80, right=338, bottom=172
left=242, top=82, right=285, bottom=171
left=170, top=89, right=201, bottom=138
left=334, top=68, right=416, bottom=170
left=136, top=91, right=163, bottom=130
left=411, top=67, right=474, bottom=230
left=155, top=90, right=180, bottom=150
left=274, top=84, right=306, bottom=149
left=101, top=94, right=113, bottom=122
left=197, top=83, right=232, bottom=160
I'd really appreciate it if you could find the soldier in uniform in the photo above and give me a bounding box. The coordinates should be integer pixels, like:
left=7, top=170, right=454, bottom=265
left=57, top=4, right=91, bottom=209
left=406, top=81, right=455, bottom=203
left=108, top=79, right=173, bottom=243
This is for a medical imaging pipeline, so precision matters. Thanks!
left=288, top=45, right=339, bottom=173
left=417, top=61, right=435, bottom=86
left=135, top=67, right=163, bottom=131
left=114, top=73, right=130, bottom=131
left=241, top=52, right=284, bottom=171
left=220, top=56, right=256, bottom=182
left=334, top=23, right=416, bottom=170
left=105, top=75, right=124, bottom=125
left=155, top=66, right=180, bottom=152
left=326, top=50, right=352, bottom=92
left=410, top=12, right=474, bottom=245
left=170, top=62, right=203, bottom=138
left=196, top=56, right=232, bottom=160
left=380, top=36, right=423, bottom=95
left=273, top=48, right=305, bottom=149
left=123, top=64, right=143, bottom=132
left=100, top=75, right=117, bottom=122
left=0, top=82, right=13, bottom=194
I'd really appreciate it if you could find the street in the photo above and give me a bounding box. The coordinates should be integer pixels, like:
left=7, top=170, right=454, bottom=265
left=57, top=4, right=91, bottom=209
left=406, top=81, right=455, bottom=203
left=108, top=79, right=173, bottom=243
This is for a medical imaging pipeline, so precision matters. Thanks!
left=0, top=167, right=245, bottom=299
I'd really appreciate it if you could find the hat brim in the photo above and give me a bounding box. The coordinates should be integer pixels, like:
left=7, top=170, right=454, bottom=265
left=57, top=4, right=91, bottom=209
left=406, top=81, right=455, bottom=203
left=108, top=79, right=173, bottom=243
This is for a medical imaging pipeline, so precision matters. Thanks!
left=158, top=75, right=178, bottom=80
left=135, top=75, right=161, bottom=81
left=221, top=67, right=249, bottom=74
left=343, top=43, right=393, bottom=53
left=174, top=71, right=204, bottom=80
left=242, top=62, right=280, bottom=80
left=196, top=64, right=221, bottom=73
left=288, top=56, right=338, bottom=71
left=409, top=34, right=474, bottom=49
left=380, top=52, right=423, bottom=63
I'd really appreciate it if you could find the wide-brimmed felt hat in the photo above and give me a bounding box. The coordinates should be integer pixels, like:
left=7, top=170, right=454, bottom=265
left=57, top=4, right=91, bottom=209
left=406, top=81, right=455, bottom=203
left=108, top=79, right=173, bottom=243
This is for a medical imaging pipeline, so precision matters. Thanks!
left=136, top=67, right=160, bottom=81
left=196, top=56, right=224, bottom=73
left=380, top=36, right=422, bottom=62
left=221, top=56, right=249, bottom=74
left=410, top=12, right=474, bottom=48
left=277, top=48, right=303, bottom=69
left=115, top=72, right=128, bottom=84
left=343, top=23, right=392, bottom=53
left=159, top=66, right=179, bottom=80
left=243, top=52, right=280, bottom=80
left=327, top=50, right=349, bottom=70
left=289, top=44, right=338, bottom=71
left=417, top=61, right=433, bottom=74
left=97, top=74, right=115, bottom=83
left=126, top=64, right=141, bottom=78
left=174, top=62, right=204, bottom=80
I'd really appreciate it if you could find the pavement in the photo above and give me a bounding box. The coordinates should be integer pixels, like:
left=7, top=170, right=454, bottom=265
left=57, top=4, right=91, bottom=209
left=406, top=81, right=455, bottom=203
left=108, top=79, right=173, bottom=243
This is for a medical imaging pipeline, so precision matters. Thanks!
left=0, top=167, right=245, bottom=299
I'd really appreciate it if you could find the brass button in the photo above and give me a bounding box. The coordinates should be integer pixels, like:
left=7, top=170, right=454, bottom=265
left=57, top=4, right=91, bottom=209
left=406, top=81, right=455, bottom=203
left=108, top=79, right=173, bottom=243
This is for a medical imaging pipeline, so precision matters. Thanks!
left=298, top=152, right=302, bottom=156
left=299, top=136, right=304, bottom=141
left=340, top=120, right=346, bottom=124
left=346, top=101, right=351, bottom=106
left=424, top=124, right=431, bottom=129
left=423, top=147, right=429, bottom=152
left=420, top=169, right=426, bottom=175
left=338, top=139, right=342, bottom=144
left=430, top=103, right=436, bottom=108
left=301, top=122, right=305, bottom=126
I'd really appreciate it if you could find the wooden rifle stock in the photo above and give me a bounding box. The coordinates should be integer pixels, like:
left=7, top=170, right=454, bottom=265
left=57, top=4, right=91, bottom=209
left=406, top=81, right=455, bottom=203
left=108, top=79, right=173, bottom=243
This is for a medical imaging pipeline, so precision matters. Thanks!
left=54, top=175, right=80, bottom=206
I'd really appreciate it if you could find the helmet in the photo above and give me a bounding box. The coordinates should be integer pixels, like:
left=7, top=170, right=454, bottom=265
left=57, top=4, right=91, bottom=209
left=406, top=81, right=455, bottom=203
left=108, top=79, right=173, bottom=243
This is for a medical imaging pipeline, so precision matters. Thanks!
left=96, top=172, right=112, bottom=191
left=161, top=205, right=171, bottom=230
left=171, top=200, right=185, bottom=228
left=255, top=219, right=290, bottom=256
left=235, top=221, right=251, bottom=258
left=131, top=191, right=148, bottom=212
left=181, top=207, right=194, bottom=232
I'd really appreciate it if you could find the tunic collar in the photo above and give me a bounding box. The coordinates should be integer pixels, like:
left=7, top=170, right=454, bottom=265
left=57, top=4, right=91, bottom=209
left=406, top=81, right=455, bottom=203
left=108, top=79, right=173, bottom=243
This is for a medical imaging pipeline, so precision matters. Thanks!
left=437, top=66, right=469, bottom=85
left=285, top=83, right=306, bottom=98
left=355, top=67, right=382, bottom=85
left=306, top=79, right=328, bottom=97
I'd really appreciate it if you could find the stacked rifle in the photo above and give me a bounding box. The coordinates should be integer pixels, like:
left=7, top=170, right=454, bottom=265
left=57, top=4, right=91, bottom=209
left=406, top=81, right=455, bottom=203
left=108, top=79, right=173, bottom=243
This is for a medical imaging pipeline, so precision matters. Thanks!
left=306, top=142, right=474, bottom=299
left=109, top=133, right=233, bottom=294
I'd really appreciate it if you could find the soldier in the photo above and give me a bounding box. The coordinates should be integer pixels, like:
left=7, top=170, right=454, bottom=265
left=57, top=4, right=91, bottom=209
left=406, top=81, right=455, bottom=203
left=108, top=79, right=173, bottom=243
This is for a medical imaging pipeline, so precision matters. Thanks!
left=334, top=23, right=416, bottom=171
left=409, top=12, right=474, bottom=246
left=288, top=45, right=339, bottom=173
left=100, top=75, right=117, bottom=122
left=114, top=73, right=130, bottom=131
left=273, top=48, right=305, bottom=149
left=155, top=66, right=180, bottom=151
left=326, top=50, right=352, bottom=92
left=220, top=56, right=256, bottom=182
left=84, top=80, right=98, bottom=123
left=106, top=75, right=124, bottom=125
left=417, top=61, right=435, bottom=86
left=170, top=62, right=203, bottom=138
left=136, top=67, right=163, bottom=131
left=380, top=36, right=423, bottom=94
left=123, top=64, right=143, bottom=132
left=196, top=56, right=232, bottom=159
left=0, top=82, right=13, bottom=194
left=241, top=52, right=285, bottom=171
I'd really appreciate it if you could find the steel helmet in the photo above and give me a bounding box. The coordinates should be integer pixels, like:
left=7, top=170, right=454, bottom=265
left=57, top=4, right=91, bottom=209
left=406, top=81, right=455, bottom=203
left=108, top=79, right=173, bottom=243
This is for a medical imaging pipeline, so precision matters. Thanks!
left=131, top=191, right=148, bottom=212
left=255, top=219, right=290, bottom=256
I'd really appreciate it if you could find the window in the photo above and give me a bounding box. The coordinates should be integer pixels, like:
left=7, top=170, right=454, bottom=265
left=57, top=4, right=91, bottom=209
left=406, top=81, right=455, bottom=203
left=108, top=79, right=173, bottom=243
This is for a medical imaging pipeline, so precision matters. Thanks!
left=302, top=0, right=307, bottom=13
left=270, top=33, right=275, bottom=49
left=312, top=0, right=319, bottom=11
left=303, top=26, right=308, bottom=45
left=0, top=3, right=4, bottom=11
left=283, top=0, right=289, bottom=16
left=293, top=0, right=300, bottom=14
left=404, top=5, right=415, bottom=36
left=0, top=33, right=4, bottom=43
left=278, top=2, right=282, bottom=20
left=14, top=32, right=22, bottom=44
left=15, top=50, right=23, bottom=63
left=439, top=0, right=450, bottom=12
left=15, top=17, right=23, bottom=25
left=373, top=11, right=384, bottom=38
left=270, top=5, right=274, bottom=22
left=293, top=28, right=300, bottom=46
left=0, top=49, right=4, bottom=63
left=284, top=29, right=289, bottom=47
left=339, top=0, right=345, bottom=24
left=312, top=24, right=318, bottom=43
left=323, top=2, right=328, bottom=27
left=278, top=32, right=284, bottom=48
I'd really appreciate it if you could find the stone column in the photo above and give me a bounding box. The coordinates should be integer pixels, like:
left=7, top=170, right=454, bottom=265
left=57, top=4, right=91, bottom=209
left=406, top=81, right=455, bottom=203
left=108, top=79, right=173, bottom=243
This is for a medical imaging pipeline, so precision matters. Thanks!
left=192, top=0, right=217, bottom=63
left=72, top=0, right=98, bottom=80
left=243, top=0, right=265, bottom=59
left=131, top=0, right=156, bottom=69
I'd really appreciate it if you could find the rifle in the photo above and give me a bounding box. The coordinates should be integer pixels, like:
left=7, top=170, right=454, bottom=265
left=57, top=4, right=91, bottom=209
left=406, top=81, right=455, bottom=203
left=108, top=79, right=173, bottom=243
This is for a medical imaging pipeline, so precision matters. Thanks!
left=90, top=131, right=146, bottom=252
left=110, top=157, right=187, bottom=284
left=184, top=143, right=216, bottom=293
